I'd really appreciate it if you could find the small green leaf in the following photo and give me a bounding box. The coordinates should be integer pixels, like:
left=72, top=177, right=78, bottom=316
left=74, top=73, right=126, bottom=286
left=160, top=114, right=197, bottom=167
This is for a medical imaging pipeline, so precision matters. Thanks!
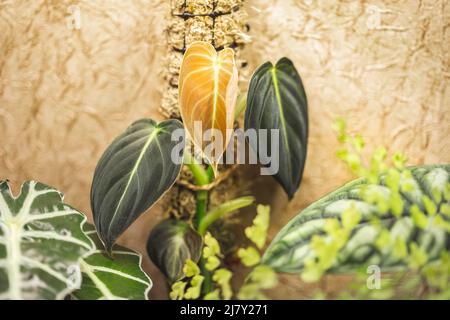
left=392, top=236, right=408, bottom=259
left=147, top=219, right=202, bottom=282
left=392, top=152, right=407, bottom=169
left=341, top=205, right=361, bottom=230
left=441, top=204, right=450, bottom=217
left=213, top=268, right=233, bottom=300
left=238, top=265, right=277, bottom=300
left=411, top=205, right=428, bottom=229
left=390, top=192, right=404, bottom=217
left=408, top=243, right=428, bottom=269
left=301, top=259, right=324, bottom=283
left=183, top=259, right=200, bottom=278
left=203, top=232, right=222, bottom=271
left=170, top=281, right=187, bottom=300
left=422, top=195, right=437, bottom=216
left=245, top=205, right=270, bottom=249
left=203, top=232, right=221, bottom=258
left=247, top=265, right=277, bottom=289
left=205, top=256, right=221, bottom=271
left=204, top=289, right=221, bottom=300
left=375, top=229, right=391, bottom=250
left=184, top=275, right=204, bottom=300
left=237, top=247, right=261, bottom=267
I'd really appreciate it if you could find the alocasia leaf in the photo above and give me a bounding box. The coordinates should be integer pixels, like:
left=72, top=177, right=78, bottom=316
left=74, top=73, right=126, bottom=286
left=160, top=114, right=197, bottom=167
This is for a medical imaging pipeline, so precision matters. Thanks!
left=91, top=118, right=185, bottom=251
left=0, top=181, right=93, bottom=300
left=147, top=219, right=202, bottom=282
left=72, top=224, right=152, bottom=300
left=262, top=165, right=450, bottom=273
left=245, top=57, right=308, bottom=199
left=179, top=41, right=239, bottom=173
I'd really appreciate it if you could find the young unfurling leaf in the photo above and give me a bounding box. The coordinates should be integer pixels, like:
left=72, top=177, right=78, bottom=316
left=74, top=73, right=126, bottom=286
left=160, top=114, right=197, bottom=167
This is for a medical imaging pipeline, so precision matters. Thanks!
left=179, top=41, right=239, bottom=173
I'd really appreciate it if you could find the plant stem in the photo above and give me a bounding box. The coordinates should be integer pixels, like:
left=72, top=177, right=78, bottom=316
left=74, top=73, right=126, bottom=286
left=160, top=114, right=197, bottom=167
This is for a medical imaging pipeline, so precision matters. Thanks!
left=198, top=196, right=255, bottom=236
left=183, top=153, right=211, bottom=229
left=183, top=152, right=213, bottom=294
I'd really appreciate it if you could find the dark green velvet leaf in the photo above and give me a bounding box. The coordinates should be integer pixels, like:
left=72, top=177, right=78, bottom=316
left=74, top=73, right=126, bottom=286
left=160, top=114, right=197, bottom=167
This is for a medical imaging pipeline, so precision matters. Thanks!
left=147, top=219, right=202, bottom=283
left=245, top=57, right=308, bottom=199
left=91, top=118, right=185, bottom=251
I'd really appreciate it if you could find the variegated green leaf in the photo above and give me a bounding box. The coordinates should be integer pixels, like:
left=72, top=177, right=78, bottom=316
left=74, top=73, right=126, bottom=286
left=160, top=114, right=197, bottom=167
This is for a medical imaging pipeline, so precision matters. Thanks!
left=72, top=224, right=152, bottom=300
left=91, top=118, right=185, bottom=251
left=147, top=219, right=202, bottom=283
left=0, top=181, right=93, bottom=300
left=263, top=165, right=450, bottom=273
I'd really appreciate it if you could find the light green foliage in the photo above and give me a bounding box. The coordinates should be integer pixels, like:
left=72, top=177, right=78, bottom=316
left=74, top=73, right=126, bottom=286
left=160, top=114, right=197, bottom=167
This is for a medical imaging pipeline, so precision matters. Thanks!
left=238, top=265, right=278, bottom=300
left=183, top=259, right=200, bottom=277
left=184, top=275, right=204, bottom=299
left=264, top=119, right=450, bottom=299
left=203, top=232, right=222, bottom=271
left=238, top=247, right=261, bottom=267
left=170, top=233, right=235, bottom=300
left=236, top=205, right=277, bottom=299
left=169, top=281, right=187, bottom=300
left=410, top=205, right=428, bottom=229
left=408, top=243, right=428, bottom=269
left=170, top=259, right=205, bottom=300
left=203, top=289, right=221, bottom=300
left=301, top=205, right=361, bottom=282
left=213, top=268, right=233, bottom=300
left=245, top=205, right=270, bottom=249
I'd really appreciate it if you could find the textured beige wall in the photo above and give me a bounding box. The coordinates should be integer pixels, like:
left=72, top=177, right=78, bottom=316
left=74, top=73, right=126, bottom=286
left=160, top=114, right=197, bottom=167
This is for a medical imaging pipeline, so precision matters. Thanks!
left=0, top=0, right=449, bottom=299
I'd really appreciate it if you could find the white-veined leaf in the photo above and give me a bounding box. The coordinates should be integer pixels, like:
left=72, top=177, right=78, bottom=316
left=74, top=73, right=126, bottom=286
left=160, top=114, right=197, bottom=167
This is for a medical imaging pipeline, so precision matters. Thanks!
left=263, top=165, right=450, bottom=273
left=0, top=181, right=93, bottom=300
left=72, top=224, right=152, bottom=300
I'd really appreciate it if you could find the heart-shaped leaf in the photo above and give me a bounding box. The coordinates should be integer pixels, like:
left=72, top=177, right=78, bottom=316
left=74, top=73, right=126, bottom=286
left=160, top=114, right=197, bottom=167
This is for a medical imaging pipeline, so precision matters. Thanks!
left=91, top=118, right=185, bottom=251
left=179, top=41, right=239, bottom=172
left=262, top=165, right=450, bottom=273
left=147, top=219, right=202, bottom=283
left=245, top=58, right=308, bottom=199
left=0, top=181, right=93, bottom=300
left=72, top=224, right=152, bottom=300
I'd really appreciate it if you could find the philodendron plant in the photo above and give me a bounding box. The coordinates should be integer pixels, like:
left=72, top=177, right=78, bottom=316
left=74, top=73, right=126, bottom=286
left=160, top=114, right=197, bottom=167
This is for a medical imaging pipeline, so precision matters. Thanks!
left=0, top=41, right=308, bottom=300
left=88, top=41, right=310, bottom=299
left=1, top=41, right=449, bottom=300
